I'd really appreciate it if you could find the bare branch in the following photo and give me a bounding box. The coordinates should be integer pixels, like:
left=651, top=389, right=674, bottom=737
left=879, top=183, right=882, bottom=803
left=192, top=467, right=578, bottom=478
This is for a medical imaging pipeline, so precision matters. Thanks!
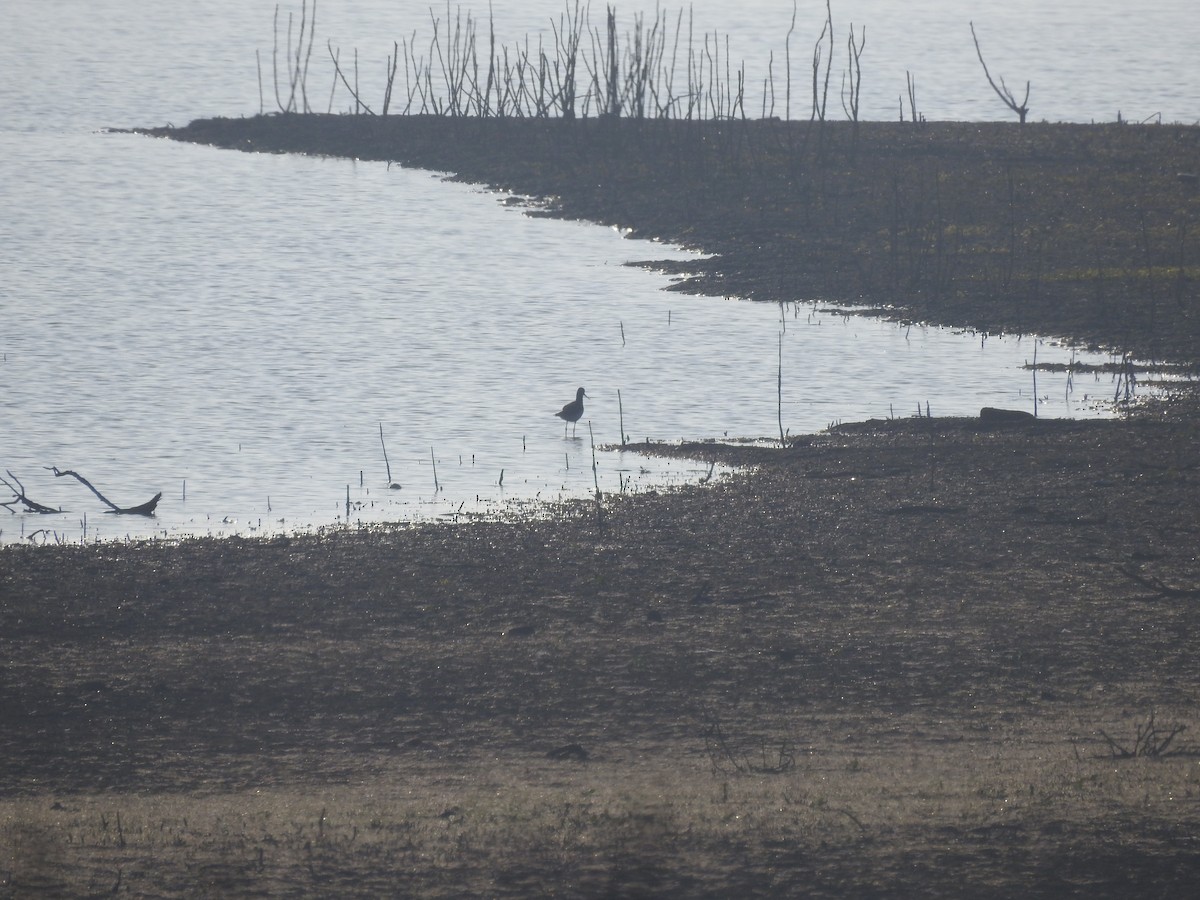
left=2, top=470, right=60, bottom=514
left=970, top=22, right=1030, bottom=123
left=327, top=40, right=377, bottom=115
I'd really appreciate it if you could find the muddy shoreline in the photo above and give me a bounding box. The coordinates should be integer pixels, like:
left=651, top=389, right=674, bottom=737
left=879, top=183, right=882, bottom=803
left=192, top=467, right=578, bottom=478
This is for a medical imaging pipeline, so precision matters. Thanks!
left=144, top=115, right=1200, bottom=363
left=3, top=117, right=1200, bottom=896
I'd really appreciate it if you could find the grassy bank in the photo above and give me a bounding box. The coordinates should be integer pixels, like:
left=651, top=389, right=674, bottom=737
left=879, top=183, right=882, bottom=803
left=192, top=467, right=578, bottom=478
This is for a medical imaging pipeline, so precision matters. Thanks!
left=3, top=115, right=1199, bottom=897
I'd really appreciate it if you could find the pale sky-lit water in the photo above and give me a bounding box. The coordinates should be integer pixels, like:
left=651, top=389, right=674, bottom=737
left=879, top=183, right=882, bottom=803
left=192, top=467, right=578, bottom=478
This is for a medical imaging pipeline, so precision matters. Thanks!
left=1, top=1, right=1195, bottom=544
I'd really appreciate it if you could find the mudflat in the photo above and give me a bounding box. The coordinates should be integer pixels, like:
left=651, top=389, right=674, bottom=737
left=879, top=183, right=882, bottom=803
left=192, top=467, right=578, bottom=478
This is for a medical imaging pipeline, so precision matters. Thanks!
left=3, top=117, right=1199, bottom=897
left=147, top=116, right=1200, bottom=362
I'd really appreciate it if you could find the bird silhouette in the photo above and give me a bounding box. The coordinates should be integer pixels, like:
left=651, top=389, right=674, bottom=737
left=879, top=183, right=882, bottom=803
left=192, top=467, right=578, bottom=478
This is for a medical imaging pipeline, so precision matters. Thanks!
left=556, top=387, right=588, bottom=436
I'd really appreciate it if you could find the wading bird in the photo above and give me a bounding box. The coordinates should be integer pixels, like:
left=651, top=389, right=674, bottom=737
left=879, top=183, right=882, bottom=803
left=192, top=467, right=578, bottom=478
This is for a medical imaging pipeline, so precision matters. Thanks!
left=556, top=387, right=588, bottom=436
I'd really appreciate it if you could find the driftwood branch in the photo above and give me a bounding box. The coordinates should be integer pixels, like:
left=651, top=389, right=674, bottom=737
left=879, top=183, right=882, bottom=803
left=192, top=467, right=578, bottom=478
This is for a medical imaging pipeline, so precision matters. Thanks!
left=970, top=22, right=1029, bottom=124
left=47, top=467, right=161, bottom=516
left=1, top=470, right=61, bottom=514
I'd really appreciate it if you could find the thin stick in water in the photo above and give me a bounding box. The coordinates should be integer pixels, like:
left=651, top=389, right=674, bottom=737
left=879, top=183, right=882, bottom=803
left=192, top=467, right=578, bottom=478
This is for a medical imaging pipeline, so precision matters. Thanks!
left=1032, top=340, right=1039, bottom=418
left=589, top=421, right=603, bottom=520
left=379, top=422, right=393, bottom=483
left=778, top=331, right=785, bottom=445
left=430, top=446, right=440, bottom=492
left=618, top=389, right=626, bottom=446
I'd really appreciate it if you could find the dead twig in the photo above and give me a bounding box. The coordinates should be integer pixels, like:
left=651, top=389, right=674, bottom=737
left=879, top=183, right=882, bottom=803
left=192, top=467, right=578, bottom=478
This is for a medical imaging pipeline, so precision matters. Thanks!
left=970, top=22, right=1029, bottom=123
left=1, top=470, right=61, bottom=514
left=327, top=40, right=377, bottom=115
left=1094, top=710, right=1193, bottom=759
left=701, top=710, right=796, bottom=775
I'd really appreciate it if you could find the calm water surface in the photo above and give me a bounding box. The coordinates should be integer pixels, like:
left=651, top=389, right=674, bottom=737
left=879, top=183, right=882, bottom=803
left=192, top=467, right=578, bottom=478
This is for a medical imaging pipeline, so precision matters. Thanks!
left=2, top=1, right=1195, bottom=544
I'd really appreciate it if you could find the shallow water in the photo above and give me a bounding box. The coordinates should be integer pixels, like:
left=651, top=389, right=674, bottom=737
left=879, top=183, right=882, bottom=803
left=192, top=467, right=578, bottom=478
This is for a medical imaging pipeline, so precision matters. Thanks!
left=1, top=1, right=1195, bottom=545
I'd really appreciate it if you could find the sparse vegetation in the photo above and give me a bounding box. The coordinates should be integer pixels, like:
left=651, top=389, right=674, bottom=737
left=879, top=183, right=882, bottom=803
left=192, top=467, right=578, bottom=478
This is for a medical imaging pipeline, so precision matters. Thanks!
left=269, top=1, right=777, bottom=121
left=1091, top=709, right=1196, bottom=759
left=263, top=3, right=1039, bottom=130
